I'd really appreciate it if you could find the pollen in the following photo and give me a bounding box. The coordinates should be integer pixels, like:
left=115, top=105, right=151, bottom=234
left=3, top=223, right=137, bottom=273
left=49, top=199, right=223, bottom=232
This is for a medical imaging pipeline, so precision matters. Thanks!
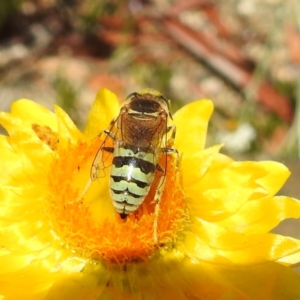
left=46, top=137, right=188, bottom=264
left=32, top=123, right=59, bottom=150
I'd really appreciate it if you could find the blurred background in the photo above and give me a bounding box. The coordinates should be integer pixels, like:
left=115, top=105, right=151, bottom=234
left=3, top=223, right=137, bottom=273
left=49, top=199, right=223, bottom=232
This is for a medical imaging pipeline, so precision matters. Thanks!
left=0, top=0, right=300, bottom=237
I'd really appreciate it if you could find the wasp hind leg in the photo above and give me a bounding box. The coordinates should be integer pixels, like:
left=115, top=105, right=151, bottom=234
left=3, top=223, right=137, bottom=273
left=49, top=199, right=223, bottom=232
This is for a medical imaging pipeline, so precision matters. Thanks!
left=152, top=157, right=171, bottom=245
left=153, top=127, right=179, bottom=245
left=153, top=172, right=166, bottom=245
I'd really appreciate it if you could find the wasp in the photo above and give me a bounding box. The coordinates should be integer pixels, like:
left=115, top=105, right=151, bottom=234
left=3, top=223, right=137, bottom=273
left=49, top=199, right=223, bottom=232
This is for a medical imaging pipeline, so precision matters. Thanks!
left=83, top=89, right=178, bottom=242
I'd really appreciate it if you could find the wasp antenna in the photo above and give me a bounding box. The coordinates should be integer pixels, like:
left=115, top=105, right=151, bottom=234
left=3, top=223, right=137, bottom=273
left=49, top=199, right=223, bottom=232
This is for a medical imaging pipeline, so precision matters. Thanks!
left=158, top=94, right=169, bottom=107
left=126, top=92, right=139, bottom=100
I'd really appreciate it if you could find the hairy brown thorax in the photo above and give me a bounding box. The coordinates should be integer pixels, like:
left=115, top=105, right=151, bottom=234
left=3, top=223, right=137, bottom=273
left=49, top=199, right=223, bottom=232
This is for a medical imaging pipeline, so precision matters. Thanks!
left=119, top=110, right=167, bottom=148
left=117, top=93, right=169, bottom=148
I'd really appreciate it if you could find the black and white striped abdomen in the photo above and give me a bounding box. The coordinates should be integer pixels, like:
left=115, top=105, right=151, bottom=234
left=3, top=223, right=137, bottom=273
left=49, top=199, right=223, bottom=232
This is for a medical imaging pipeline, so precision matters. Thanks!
left=110, top=146, right=157, bottom=218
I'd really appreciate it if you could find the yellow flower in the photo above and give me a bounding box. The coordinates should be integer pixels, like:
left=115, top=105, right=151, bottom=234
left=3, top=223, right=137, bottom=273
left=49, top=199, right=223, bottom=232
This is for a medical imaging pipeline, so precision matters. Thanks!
left=1, top=88, right=300, bottom=299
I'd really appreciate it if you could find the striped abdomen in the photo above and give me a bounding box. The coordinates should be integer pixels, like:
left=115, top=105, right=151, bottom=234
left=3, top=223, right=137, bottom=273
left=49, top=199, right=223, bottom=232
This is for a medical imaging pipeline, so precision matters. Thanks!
left=110, top=145, right=157, bottom=218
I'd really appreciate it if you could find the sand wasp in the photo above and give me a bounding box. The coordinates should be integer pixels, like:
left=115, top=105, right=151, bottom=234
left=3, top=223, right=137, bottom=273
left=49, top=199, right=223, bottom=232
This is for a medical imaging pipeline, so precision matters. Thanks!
left=83, top=89, right=178, bottom=242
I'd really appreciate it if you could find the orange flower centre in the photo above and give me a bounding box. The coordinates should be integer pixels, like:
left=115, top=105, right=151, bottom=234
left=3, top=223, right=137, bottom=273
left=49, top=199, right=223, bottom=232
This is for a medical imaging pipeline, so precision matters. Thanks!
left=46, top=135, right=188, bottom=263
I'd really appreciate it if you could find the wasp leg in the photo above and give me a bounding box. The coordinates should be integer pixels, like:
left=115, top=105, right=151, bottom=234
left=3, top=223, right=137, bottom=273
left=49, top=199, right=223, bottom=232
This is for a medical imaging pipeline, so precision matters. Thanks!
left=78, top=178, right=92, bottom=202
left=152, top=161, right=166, bottom=244
left=155, top=163, right=164, bottom=173
left=101, top=146, right=114, bottom=153
left=153, top=174, right=166, bottom=245
left=104, top=129, right=118, bottom=141
left=160, top=147, right=180, bottom=168
left=153, top=149, right=178, bottom=245
left=153, top=136, right=180, bottom=244
left=164, top=125, right=180, bottom=166
left=166, top=125, right=176, bottom=145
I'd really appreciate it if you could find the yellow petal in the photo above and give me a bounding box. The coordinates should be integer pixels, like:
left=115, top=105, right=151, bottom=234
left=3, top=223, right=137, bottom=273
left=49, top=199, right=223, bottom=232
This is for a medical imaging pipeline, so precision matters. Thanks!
left=277, top=249, right=300, bottom=265
left=84, top=88, right=120, bottom=139
left=181, top=232, right=233, bottom=264
left=46, top=262, right=109, bottom=300
left=213, top=196, right=300, bottom=234
left=0, top=136, right=22, bottom=185
left=170, top=251, right=300, bottom=300
left=11, top=99, right=58, bottom=131
left=173, top=99, right=213, bottom=156
left=54, top=105, right=82, bottom=146
left=175, top=257, right=251, bottom=300
left=189, top=218, right=300, bottom=264
left=0, top=261, right=58, bottom=299
left=181, top=144, right=225, bottom=189
left=212, top=261, right=300, bottom=300
left=192, top=161, right=286, bottom=196
left=189, top=187, right=253, bottom=221
left=255, top=161, right=290, bottom=197
left=0, top=113, right=53, bottom=178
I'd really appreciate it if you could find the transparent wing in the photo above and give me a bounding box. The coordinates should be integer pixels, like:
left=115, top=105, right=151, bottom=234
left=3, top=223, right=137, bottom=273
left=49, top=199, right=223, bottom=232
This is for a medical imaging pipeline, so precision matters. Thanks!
left=90, top=117, right=119, bottom=181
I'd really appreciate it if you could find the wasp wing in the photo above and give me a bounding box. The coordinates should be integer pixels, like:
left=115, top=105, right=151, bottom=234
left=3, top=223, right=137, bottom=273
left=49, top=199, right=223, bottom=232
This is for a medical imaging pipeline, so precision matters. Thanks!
left=90, top=118, right=119, bottom=181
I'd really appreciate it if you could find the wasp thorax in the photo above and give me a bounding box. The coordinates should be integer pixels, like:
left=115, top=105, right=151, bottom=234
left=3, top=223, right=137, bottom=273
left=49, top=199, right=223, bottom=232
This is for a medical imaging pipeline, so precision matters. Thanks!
left=118, top=93, right=169, bottom=147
